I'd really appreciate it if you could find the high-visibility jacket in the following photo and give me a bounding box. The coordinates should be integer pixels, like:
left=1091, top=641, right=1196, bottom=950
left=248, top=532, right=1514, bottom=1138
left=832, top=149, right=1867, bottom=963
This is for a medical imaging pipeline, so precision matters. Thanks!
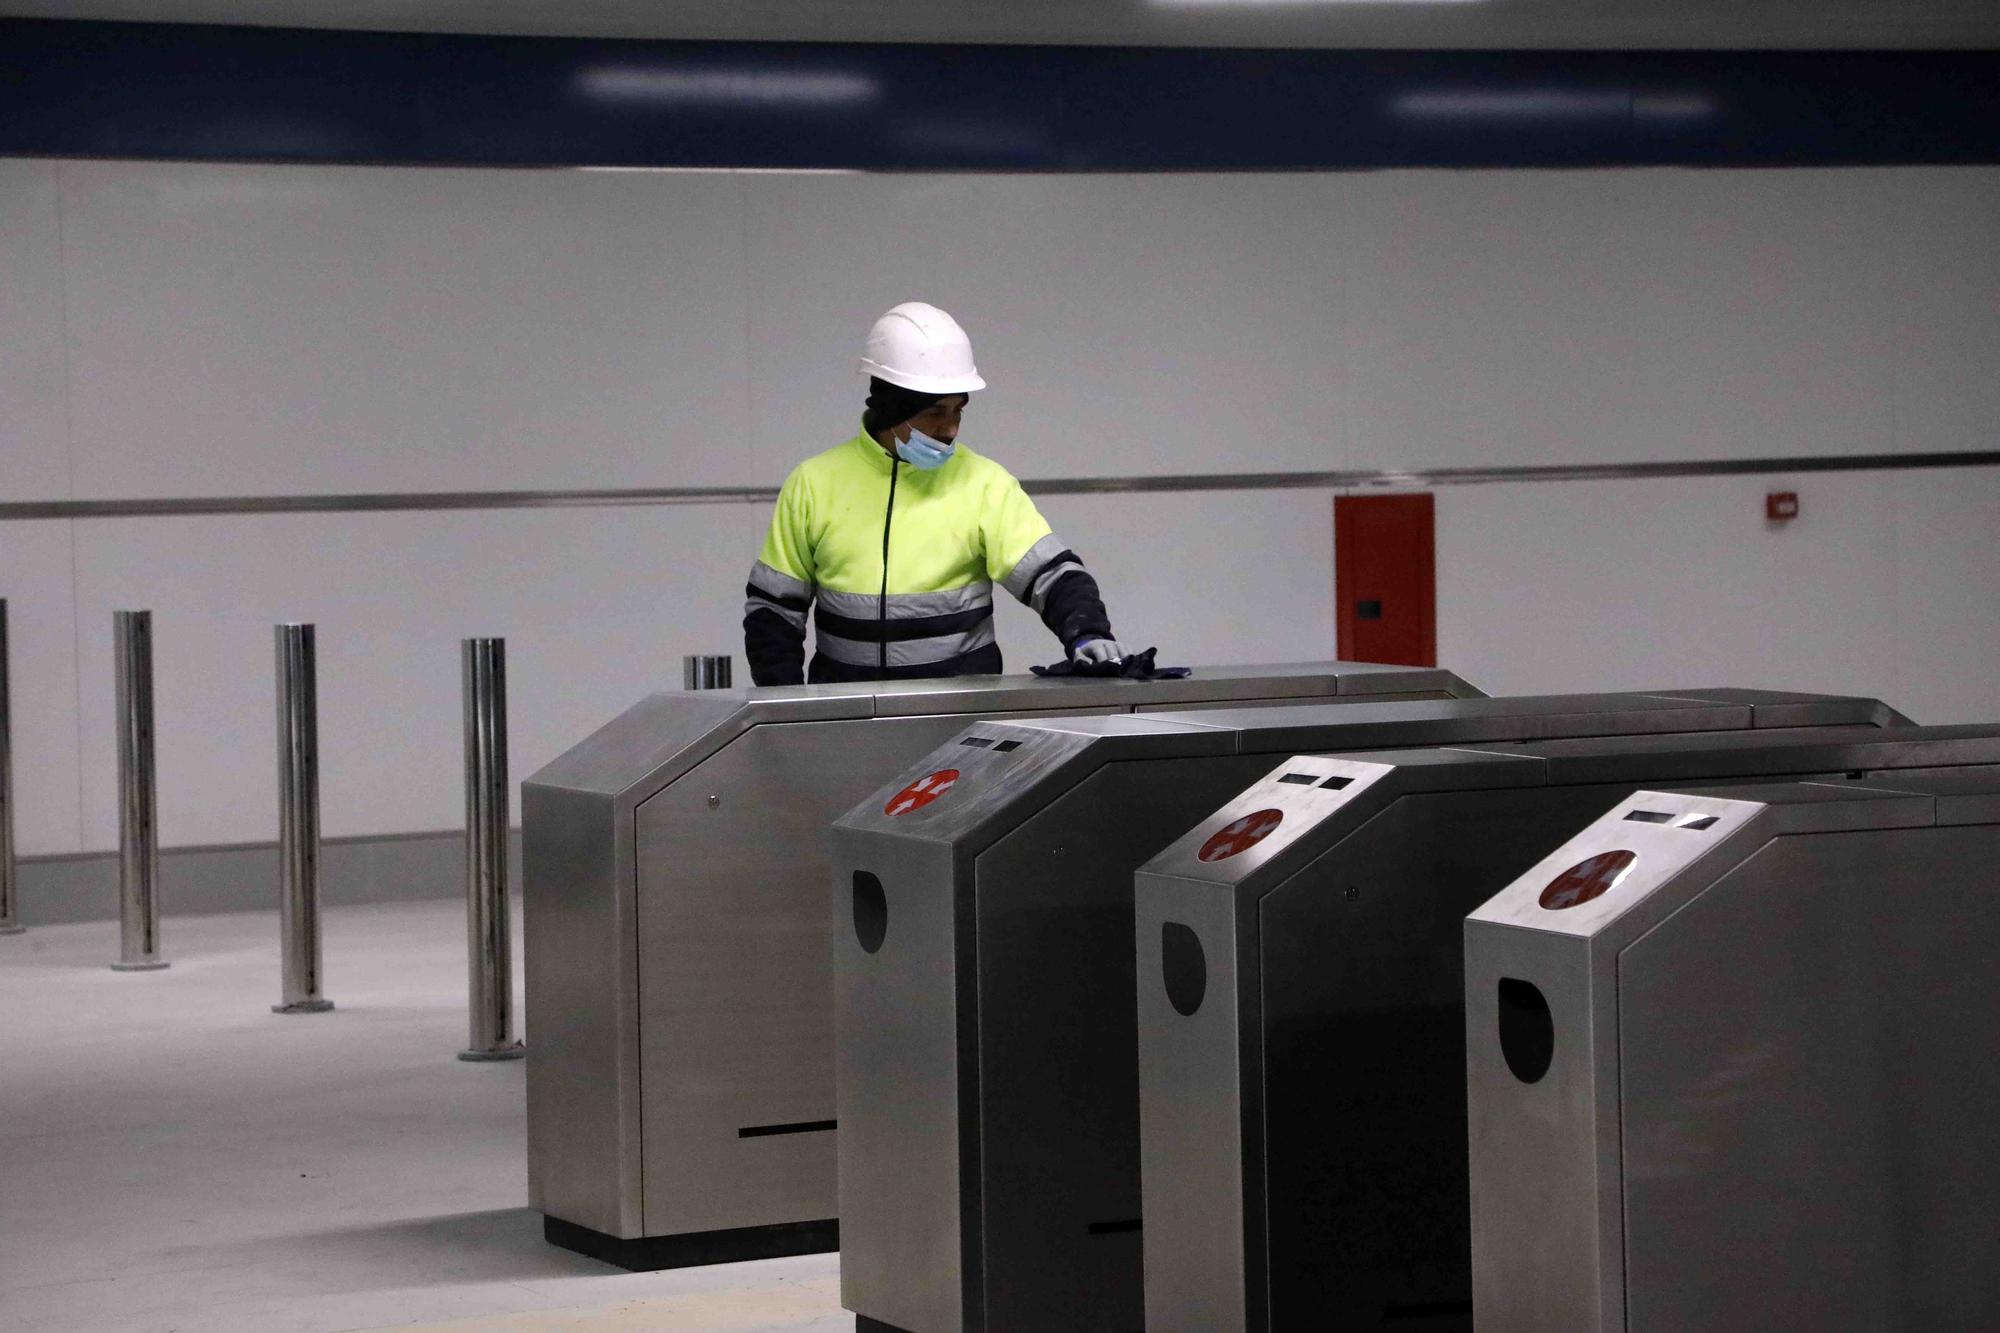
left=742, top=428, right=1112, bottom=685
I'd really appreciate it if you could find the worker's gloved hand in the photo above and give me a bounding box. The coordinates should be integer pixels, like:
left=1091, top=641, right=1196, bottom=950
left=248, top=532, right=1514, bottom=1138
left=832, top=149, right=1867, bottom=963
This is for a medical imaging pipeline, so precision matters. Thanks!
left=1071, top=637, right=1124, bottom=667
left=1031, top=646, right=1191, bottom=681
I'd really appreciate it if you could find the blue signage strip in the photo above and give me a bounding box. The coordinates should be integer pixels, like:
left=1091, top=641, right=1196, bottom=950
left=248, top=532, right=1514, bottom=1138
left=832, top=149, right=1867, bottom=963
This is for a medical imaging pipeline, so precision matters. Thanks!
left=4, top=20, right=1998, bottom=170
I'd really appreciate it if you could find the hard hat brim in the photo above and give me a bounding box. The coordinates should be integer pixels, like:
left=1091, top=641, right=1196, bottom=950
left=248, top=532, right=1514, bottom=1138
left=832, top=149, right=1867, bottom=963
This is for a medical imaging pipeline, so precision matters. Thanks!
left=858, top=358, right=986, bottom=395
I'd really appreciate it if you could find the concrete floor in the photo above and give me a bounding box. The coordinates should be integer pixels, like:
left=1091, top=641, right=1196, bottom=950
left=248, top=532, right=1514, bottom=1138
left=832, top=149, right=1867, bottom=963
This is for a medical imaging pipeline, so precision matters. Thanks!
left=0, top=901, right=849, bottom=1333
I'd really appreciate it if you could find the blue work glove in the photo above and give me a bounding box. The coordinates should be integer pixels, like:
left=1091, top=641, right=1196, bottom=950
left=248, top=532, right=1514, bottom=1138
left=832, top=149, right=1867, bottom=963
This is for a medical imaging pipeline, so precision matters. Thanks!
left=1071, top=637, right=1124, bottom=667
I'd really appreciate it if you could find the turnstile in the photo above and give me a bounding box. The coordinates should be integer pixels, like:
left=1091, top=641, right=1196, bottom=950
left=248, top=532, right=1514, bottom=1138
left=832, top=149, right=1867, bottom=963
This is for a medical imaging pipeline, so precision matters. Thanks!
left=519, top=661, right=1474, bottom=1266
left=1465, top=770, right=2000, bottom=1332
left=1132, top=723, right=2000, bottom=1331
left=829, top=688, right=1900, bottom=1332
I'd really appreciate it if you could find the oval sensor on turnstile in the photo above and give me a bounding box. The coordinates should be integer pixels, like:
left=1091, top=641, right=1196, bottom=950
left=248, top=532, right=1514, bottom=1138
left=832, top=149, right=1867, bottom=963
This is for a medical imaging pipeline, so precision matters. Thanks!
left=1496, top=978, right=1555, bottom=1083
left=1538, top=848, right=1639, bottom=910
left=1198, top=809, right=1284, bottom=863
left=885, top=768, right=959, bottom=816
left=853, top=872, right=887, bottom=953
left=1161, top=923, right=1207, bottom=1017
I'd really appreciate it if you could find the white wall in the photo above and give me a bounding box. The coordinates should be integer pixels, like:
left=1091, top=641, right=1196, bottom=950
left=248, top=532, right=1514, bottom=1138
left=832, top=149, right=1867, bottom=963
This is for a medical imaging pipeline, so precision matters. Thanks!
left=1436, top=467, right=2000, bottom=721
left=3, top=157, right=1997, bottom=855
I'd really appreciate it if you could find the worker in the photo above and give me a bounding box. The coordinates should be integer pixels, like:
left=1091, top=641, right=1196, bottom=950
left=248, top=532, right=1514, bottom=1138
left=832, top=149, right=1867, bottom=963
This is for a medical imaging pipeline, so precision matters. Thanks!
left=743, top=302, right=1125, bottom=685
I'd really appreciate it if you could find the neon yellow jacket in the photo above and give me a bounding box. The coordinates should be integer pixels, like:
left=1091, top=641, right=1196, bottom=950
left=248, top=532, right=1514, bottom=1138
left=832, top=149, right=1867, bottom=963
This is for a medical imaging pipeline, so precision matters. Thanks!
left=742, top=428, right=1110, bottom=684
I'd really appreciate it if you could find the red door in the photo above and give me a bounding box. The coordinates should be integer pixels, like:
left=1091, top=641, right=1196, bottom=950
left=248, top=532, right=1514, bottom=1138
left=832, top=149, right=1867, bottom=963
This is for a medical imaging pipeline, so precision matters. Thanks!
left=1334, top=493, right=1435, bottom=667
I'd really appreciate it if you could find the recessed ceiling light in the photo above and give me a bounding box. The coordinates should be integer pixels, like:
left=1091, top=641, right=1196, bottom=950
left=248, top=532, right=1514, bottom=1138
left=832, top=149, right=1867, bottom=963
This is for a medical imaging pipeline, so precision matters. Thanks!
left=579, top=67, right=880, bottom=105
left=1393, top=89, right=1629, bottom=119
left=573, top=166, right=861, bottom=174
left=1391, top=88, right=1719, bottom=121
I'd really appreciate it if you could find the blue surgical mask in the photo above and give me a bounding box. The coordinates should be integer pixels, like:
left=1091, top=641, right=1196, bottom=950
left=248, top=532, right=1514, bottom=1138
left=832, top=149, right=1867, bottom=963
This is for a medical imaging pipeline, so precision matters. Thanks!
left=894, top=426, right=956, bottom=470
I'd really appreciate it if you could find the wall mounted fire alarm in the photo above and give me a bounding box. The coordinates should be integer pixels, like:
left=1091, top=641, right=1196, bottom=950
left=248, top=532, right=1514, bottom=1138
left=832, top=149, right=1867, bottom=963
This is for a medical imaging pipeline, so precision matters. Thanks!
left=1766, top=491, right=1800, bottom=521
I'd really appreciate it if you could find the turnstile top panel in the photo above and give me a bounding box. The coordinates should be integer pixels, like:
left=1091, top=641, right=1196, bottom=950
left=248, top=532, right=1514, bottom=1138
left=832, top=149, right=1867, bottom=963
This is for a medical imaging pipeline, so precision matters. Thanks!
left=1633, top=687, right=1911, bottom=728
left=1139, top=723, right=1981, bottom=901
left=940, top=712, right=1240, bottom=739
left=836, top=713, right=1237, bottom=848
left=1139, top=748, right=1548, bottom=890
left=1468, top=782, right=1938, bottom=941
left=1862, top=767, right=2000, bottom=824
left=1152, top=691, right=1762, bottom=751
left=524, top=688, right=745, bottom=801
left=522, top=661, right=1472, bottom=801
left=834, top=689, right=1852, bottom=863
left=1474, top=722, right=2000, bottom=782
left=1673, top=772, right=2000, bottom=825
left=1665, top=779, right=1944, bottom=809
left=862, top=660, right=1478, bottom=717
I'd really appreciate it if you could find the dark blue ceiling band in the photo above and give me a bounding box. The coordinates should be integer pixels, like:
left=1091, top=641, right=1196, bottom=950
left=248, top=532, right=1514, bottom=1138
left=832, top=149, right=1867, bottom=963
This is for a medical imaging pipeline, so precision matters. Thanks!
left=4, top=19, right=1999, bottom=169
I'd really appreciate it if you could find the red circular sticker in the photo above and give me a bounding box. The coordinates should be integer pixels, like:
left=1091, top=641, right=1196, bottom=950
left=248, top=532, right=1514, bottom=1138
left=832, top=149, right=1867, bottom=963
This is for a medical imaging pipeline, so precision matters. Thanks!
left=1198, top=809, right=1284, bottom=863
left=885, top=769, right=961, bottom=817
left=1538, top=849, right=1639, bottom=911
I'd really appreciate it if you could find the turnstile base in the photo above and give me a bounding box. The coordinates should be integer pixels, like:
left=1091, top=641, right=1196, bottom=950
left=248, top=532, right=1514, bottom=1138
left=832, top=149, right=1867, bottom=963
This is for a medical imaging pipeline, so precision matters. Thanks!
left=542, top=1215, right=838, bottom=1271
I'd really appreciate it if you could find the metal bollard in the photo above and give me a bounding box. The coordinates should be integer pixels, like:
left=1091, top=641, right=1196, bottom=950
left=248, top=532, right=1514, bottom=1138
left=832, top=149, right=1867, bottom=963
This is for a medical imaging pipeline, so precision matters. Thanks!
left=110, top=610, right=168, bottom=971
left=682, top=654, right=733, bottom=691
left=273, top=624, right=332, bottom=1013
left=459, top=638, right=523, bottom=1061
left=0, top=600, right=21, bottom=936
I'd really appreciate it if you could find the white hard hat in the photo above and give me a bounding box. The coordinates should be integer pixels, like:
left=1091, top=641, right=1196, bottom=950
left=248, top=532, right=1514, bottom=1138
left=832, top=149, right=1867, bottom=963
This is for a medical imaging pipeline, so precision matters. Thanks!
left=857, top=302, right=987, bottom=395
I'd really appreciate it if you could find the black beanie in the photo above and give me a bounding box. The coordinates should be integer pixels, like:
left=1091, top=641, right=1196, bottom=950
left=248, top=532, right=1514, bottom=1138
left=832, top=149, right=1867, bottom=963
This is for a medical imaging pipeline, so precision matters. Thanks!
left=863, top=377, right=946, bottom=437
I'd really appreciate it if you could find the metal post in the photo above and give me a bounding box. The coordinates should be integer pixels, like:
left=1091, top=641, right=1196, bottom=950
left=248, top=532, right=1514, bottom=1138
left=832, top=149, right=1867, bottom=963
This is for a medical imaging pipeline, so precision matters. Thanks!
left=273, top=624, right=332, bottom=1013
left=460, top=637, right=523, bottom=1061
left=111, top=610, right=167, bottom=970
left=682, top=654, right=733, bottom=690
left=0, top=599, right=21, bottom=935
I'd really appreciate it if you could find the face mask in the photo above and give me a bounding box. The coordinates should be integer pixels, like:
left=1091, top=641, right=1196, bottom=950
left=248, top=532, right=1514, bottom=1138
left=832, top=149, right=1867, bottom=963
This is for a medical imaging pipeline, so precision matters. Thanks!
left=894, top=426, right=956, bottom=470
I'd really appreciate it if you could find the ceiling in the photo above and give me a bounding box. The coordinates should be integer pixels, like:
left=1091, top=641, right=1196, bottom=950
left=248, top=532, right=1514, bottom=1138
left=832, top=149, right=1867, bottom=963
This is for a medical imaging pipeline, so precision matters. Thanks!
left=5, top=0, right=1999, bottom=50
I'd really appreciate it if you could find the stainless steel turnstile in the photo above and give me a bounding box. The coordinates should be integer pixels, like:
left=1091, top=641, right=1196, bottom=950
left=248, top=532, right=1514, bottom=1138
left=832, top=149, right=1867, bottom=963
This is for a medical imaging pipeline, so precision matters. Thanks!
left=1133, top=723, right=1997, bottom=1332
left=1466, top=770, right=2000, bottom=1333
left=828, top=688, right=1900, bottom=1332
left=520, top=662, right=1475, bottom=1267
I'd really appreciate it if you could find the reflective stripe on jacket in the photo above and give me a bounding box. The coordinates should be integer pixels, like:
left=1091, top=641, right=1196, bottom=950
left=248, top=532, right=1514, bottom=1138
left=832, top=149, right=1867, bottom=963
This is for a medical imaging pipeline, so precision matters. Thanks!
left=742, top=427, right=1109, bottom=684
